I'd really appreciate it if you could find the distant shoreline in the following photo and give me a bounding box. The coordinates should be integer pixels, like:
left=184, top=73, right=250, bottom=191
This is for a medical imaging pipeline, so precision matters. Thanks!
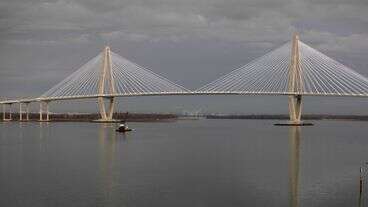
left=1, top=113, right=368, bottom=122
left=205, top=114, right=368, bottom=121
left=0, top=113, right=178, bottom=122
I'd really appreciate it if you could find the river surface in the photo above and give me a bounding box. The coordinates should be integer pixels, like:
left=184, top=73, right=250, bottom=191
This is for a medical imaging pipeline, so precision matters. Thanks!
left=0, top=119, right=367, bottom=207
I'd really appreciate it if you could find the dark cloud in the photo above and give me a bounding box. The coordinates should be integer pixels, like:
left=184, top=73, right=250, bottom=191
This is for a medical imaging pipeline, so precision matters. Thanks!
left=1, top=0, right=368, bottom=45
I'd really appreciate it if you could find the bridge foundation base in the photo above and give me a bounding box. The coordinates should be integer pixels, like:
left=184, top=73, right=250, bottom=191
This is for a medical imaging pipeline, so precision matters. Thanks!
left=274, top=121, right=313, bottom=126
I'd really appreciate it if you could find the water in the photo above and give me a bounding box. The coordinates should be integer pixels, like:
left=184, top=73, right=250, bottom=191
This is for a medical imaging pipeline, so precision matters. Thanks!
left=0, top=119, right=367, bottom=207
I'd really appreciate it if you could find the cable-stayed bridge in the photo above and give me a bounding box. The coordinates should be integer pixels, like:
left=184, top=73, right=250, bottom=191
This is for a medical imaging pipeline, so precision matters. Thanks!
left=1, top=34, right=368, bottom=125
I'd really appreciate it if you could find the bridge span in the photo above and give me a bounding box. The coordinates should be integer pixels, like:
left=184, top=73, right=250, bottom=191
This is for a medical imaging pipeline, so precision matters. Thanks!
left=2, top=34, right=368, bottom=125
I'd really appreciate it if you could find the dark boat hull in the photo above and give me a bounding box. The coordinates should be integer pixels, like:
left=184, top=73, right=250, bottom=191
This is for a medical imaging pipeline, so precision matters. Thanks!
left=116, top=128, right=132, bottom=132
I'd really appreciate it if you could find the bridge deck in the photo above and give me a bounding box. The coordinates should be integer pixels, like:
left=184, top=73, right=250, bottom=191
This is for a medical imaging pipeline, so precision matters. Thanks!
left=1, top=91, right=368, bottom=104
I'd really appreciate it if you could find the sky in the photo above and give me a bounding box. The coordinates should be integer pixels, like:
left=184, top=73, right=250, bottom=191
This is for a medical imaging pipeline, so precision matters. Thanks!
left=0, top=0, right=368, bottom=114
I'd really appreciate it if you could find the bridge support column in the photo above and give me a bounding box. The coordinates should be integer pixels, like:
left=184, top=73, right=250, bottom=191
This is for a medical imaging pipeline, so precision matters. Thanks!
left=288, top=95, right=302, bottom=124
left=25, top=103, right=30, bottom=121
left=19, top=103, right=23, bottom=121
left=1, top=104, right=12, bottom=121
left=98, top=97, right=107, bottom=120
left=107, top=97, right=115, bottom=120
left=2, top=104, right=5, bottom=121
left=9, top=104, right=12, bottom=120
left=97, top=97, right=116, bottom=122
left=95, top=46, right=117, bottom=122
left=39, top=102, right=43, bottom=121
left=46, top=102, right=50, bottom=121
left=39, top=101, right=50, bottom=121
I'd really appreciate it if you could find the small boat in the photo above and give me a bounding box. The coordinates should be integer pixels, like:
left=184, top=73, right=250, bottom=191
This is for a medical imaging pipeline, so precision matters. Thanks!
left=116, top=123, right=132, bottom=132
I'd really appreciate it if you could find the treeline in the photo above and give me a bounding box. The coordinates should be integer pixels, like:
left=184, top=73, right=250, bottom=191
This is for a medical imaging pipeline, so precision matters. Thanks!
left=0, top=112, right=178, bottom=122
left=206, top=114, right=368, bottom=121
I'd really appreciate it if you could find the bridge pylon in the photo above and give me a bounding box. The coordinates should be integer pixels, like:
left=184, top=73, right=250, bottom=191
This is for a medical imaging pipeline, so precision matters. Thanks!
left=39, top=101, right=50, bottom=121
left=96, top=46, right=117, bottom=122
left=287, top=33, right=305, bottom=125
left=2, top=103, right=13, bottom=121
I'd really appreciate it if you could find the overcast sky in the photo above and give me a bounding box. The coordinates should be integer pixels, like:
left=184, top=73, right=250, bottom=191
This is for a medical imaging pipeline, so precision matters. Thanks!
left=1, top=0, right=368, bottom=114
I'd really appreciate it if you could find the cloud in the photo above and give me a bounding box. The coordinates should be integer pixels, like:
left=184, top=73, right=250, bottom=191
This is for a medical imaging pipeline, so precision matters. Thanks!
left=0, top=0, right=367, bottom=46
left=301, top=30, right=368, bottom=54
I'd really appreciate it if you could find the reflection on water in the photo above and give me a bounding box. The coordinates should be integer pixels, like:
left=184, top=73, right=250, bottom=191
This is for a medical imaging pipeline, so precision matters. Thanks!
left=289, top=126, right=300, bottom=207
left=38, top=122, right=49, bottom=152
left=98, top=124, right=116, bottom=203
left=1, top=120, right=367, bottom=207
left=98, top=124, right=126, bottom=205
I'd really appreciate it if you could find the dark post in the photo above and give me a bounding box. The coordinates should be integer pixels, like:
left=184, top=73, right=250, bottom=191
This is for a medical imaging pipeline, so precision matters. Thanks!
left=359, top=167, right=363, bottom=207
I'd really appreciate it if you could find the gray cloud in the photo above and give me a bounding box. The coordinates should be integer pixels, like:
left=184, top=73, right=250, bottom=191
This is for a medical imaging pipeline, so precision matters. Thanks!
left=1, top=0, right=368, bottom=47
